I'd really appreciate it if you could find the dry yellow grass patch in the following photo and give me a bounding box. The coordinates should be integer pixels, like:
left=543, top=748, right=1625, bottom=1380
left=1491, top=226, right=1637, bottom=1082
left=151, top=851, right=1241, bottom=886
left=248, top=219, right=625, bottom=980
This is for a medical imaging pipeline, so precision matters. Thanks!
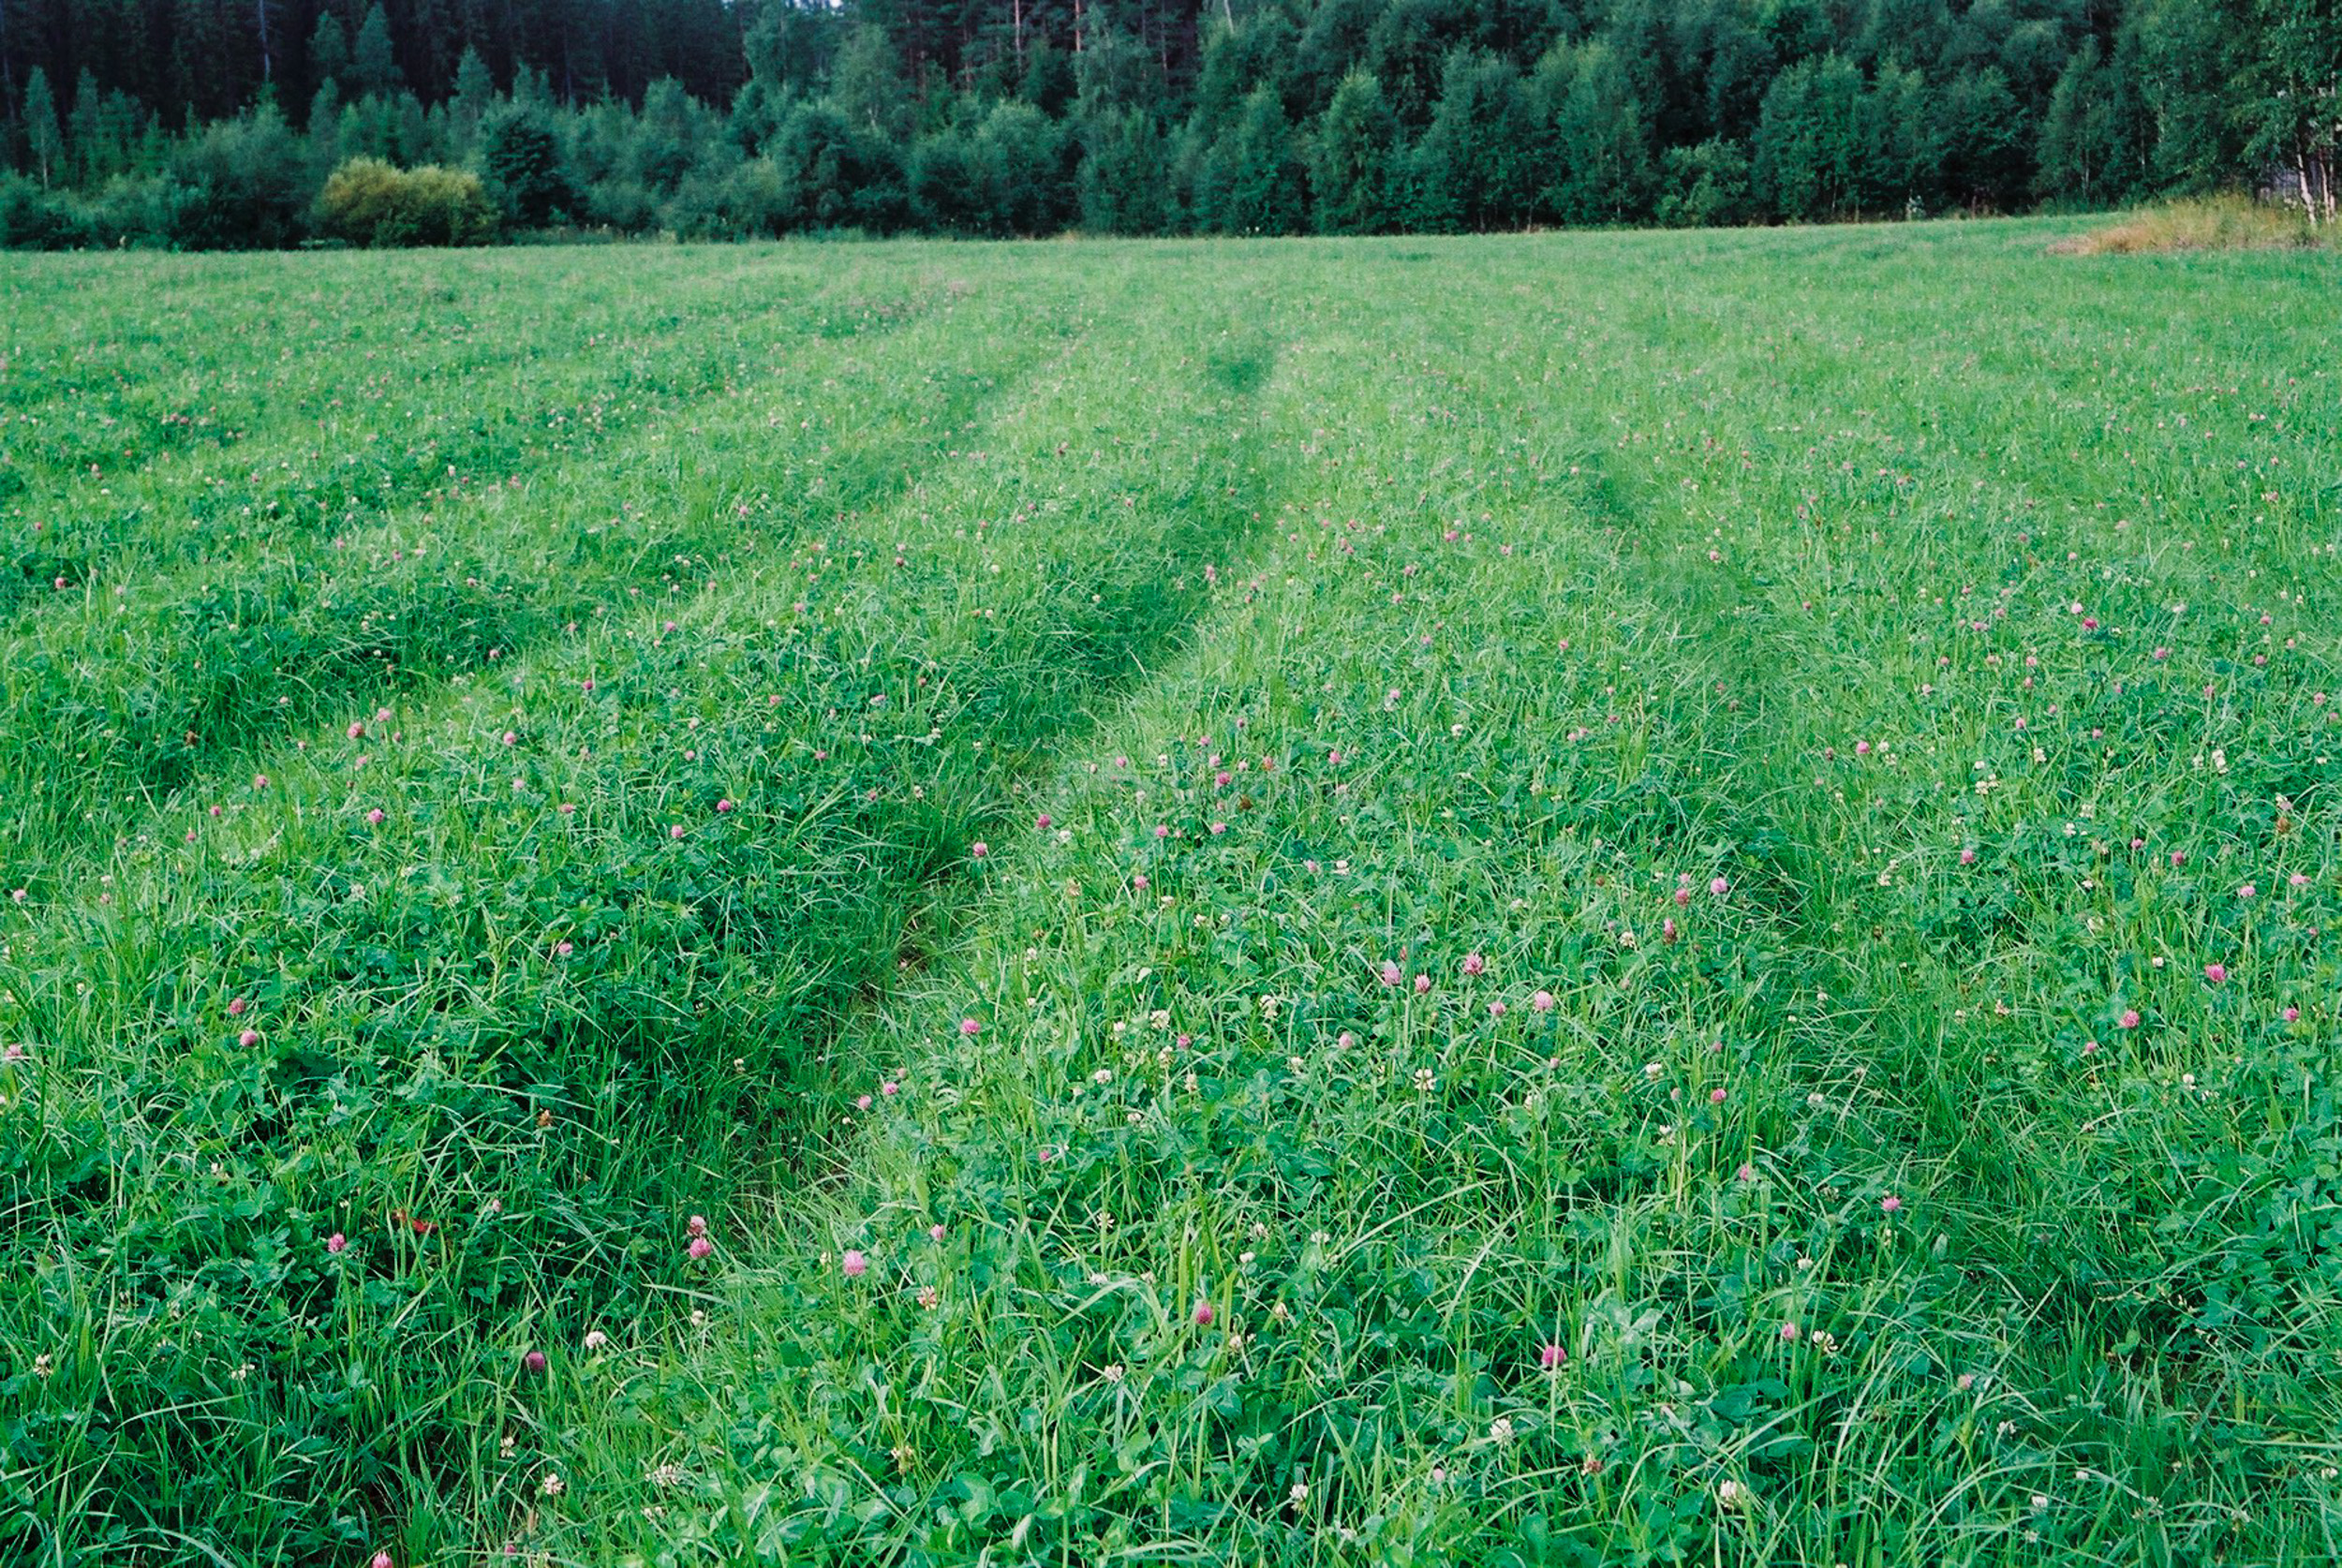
left=2053, top=195, right=2331, bottom=255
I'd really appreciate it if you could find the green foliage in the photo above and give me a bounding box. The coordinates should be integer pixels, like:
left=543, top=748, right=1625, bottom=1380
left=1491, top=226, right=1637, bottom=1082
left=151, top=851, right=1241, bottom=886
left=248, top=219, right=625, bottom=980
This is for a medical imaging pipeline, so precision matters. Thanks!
left=673, top=156, right=794, bottom=238
left=1076, top=108, right=1171, bottom=234
left=830, top=24, right=912, bottom=142
left=353, top=5, right=407, bottom=97
left=315, top=157, right=497, bottom=246
left=2127, top=0, right=2243, bottom=192
left=2036, top=37, right=2149, bottom=207
left=452, top=48, right=497, bottom=130
left=1193, top=12, right=1302, bottom=131
left=1544, top=39, right=1657, bottom=225
left=22, top=69, right=64, bottom=190
left=1367, top=0, right=1477, bottom=124
left=5, top=0, right=2333, bottom=245
left=1412, top=49, right=1539, bottom=230
left=968, top=99, right=1073, bottom=235
left=907, top=125, right=984, bottom=230
left=745, top=2, right=837, bottom=96
left=1655, top=136, right=1754, bottom=226
left=626, top=78, right=717, bottom=193
left=309, top=12, right=352, bottom=88
left=163, top=103, right=312, bottom=248
left=0, top=172, right=92, bottom=248
left=1753, top=52, right=1866, bottom=220
left=1020, top=39, right=1078, bottom=117
left=475, top=101, right=575, bottom=229
left=1933, top=67, right=2025, bottom=211
left=1074, top=22, right=1160, bottom=113
left=1308, top=69, right=1402, bottom=233
left=2229, top=0, right=2342, bottom=215
left=772, top=98, right=906, bottom=230
left=1196, top=86, right=1306, bottom=235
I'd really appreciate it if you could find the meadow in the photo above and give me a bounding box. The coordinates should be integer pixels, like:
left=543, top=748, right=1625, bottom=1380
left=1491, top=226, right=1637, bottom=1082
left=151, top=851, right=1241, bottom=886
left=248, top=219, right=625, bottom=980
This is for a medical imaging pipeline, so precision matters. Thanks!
left=1, top=219, right=2338, bottom=1566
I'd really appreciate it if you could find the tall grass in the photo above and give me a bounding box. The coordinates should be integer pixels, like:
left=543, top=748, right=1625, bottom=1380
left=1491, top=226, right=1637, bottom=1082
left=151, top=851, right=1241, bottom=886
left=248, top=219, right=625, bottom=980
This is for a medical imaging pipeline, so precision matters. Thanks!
left=4, top=222, right=2340, bottom=1564
left=2053, top=194, right=2331, bottom=255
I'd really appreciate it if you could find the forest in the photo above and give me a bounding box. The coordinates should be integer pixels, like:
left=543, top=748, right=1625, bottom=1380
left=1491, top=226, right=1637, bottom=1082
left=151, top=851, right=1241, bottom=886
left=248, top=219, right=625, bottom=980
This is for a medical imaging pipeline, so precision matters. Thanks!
left=0, top=0, right=2335, bottom=247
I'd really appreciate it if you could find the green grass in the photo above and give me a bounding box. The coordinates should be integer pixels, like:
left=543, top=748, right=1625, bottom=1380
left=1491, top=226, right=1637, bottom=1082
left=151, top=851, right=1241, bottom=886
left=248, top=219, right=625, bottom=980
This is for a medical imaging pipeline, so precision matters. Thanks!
left=2, top=220, right=2339, bottom=1566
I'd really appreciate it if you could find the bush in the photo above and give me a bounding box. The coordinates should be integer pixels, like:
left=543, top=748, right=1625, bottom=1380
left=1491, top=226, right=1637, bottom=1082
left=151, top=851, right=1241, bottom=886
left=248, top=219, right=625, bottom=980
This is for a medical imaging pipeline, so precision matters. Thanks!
left=772, top=100, right=908, bottom=232
left=165, top=106, right=312, bottom=249
left=0, top=172, right=94, bottom=249
left=82, top=175, right=175, bottom=247
left=661, top=159, right=791, bottom=240
left=477, top=100, right=578, bottom=229
left=585, top=176, right=661, bottom=233
left=970, top=99, right=1071, bottom=236
left=1655, top=139, right=1756, bottom=227
left=908, top=127, right=985, bottom=232
left=316, top=157, right=497, bottom=246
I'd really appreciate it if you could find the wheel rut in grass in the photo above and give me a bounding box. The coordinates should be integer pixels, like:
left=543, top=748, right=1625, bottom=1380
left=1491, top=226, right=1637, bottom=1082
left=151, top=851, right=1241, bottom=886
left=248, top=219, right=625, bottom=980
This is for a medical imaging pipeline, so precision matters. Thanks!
left=0, top=250, right=956, bottom=614
left=0, top=269, right=1053, bottom=864
left=466, top=235, right=2342, bottom=1568
left=0, top=268, right=1307, bottom=1563
left=567, top=276, right=1834, bottom=1565
left=1474, top=264, right=2342, bottom=1487
left=4, top=262, right=742, bottom=616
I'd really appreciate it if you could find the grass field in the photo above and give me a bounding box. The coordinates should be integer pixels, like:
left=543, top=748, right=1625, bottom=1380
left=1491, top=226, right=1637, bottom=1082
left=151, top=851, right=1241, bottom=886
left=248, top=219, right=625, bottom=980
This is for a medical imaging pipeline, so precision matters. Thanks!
left=3, top=219, right=2339, bottom=1567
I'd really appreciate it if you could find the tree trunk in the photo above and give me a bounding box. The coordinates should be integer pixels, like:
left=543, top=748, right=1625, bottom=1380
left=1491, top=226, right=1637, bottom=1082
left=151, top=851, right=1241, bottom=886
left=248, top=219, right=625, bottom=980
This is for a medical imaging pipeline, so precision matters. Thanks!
left=256, top=0, right=273, bottom=81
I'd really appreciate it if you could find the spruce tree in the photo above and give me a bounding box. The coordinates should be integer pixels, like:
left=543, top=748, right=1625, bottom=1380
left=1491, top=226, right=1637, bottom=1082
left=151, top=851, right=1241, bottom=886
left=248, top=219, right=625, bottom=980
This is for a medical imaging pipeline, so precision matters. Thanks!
left=67, top=67, right=106, bottom=185
left=353, top=5, right=404, bottom=98
left=1076, top=107, right=1169, bottom=234
left=309, top=12, right=351, bottom=94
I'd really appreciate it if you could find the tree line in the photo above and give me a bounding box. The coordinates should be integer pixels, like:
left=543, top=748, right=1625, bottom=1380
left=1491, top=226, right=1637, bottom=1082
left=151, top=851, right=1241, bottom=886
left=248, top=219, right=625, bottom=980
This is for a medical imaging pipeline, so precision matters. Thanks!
left=1, top=0, right=2335, bottom=247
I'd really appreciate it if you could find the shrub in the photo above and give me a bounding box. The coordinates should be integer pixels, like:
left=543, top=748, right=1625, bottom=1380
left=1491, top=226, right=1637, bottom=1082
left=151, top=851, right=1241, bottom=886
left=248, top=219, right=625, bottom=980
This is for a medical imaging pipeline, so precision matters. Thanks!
left=1655, top=139, right=1756, bottom=227
left=476, top=100, right=578, bottom=229
left=82, top=175, right=175, bottom=247
left=585, top=175, right=661, bottom=233
left=908, top=127, right=985, bottom=232
left=772, top=100, right=907, bottom=232
left=316, top=157, right=497, bottom=246
left=0, top=172, right=94, bottom=249
left=970, top=99, right=1071, bottom=236
left=164, top=105, right=312, bottom=249
left=671, top=158, right=791, bottom=239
